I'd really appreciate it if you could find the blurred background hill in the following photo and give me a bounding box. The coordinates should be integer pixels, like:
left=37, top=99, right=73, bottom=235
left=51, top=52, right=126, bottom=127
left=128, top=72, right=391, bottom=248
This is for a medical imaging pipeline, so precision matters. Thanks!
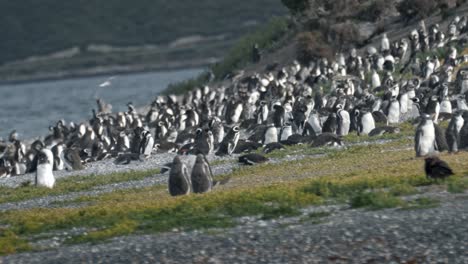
left=0, top=0, right=287, bottom=81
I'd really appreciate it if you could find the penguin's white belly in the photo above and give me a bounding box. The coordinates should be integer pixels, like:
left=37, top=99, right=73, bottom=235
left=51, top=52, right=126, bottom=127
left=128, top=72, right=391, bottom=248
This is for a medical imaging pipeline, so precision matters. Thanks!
left=308, top=115, right=322, bottom=135
left=280, top=126, right=293, bottom=141
left=418, top=126, right=436, bottom=156
left=440, top=101, right=452, bottom=113
left=388, top=103, right=400, bottom=124
left=361, top=113, right=375, bottom=135
left=264, top=128, right=278, bottom=145
left=231, top=105, right=243, bottom=123
left=400, top=94, right=408, bottom=114
left=143, top=137, right=154, bottom=156
left=36, top=164, right=55, bottom=188
left=337, top=111, right=350, bottom=136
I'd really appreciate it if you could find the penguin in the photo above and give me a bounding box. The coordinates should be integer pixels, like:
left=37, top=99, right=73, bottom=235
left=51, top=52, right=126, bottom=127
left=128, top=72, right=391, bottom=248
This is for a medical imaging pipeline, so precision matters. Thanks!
left=263, top=142, right=285, bottom=154
left=191, top=154, right=213, bottom=194
left=139, top=130, right=154, bottom=158
left=387, top=97, right=400, bottom=124
left=192, top=129, right=212, bottom=155
left=425, top=96, right=440, bottom=124
left=446, top=111, right=464, bottom=153
left=262, top=124, right=278, bottom=145
left=458, top=111, right=468, bottom=149
left=322, top=112, right=338, bottom=134
left=371, top=70, right=381, bottom=90
left=168, top=156, right=191, bottom=196
left=234, top=140, right=262, bottom=154
left=51, top=143, right=65, bottom=171
left=210, top=118, right=225, bottom=145
left=336, top=107, right=350, bottom=136
left=35, top=149, right=55, bottom=189
left=279, top=122, right=293, bottom=141
left=415, top=114, right=437, bottom=157
left=381, top=33, right=390, bottom=52
left=356, top=109, right=375, bottom=136
left=368, top=126, right=401, bottom=137
left=424, top=156, right=453, bottom=180
left=306, top=110, right=322, bottom=135
left=439, top=96, right=452, bottom=115
left=216, top=126, right=240, bottom=156
left=238, top=153, right=269, bottom=165
left=310, top=133, right=343, bottom=148
left=62, top=148, right=84, bottom=171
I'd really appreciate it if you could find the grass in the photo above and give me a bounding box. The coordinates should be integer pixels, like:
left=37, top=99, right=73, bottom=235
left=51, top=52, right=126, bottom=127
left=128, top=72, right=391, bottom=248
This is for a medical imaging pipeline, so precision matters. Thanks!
left=1, top=122, right=468, bottom=254
left=0, top=169, right=160, bottom=204
left=350, top=191, right=404, bottom=210
left=447, top=177, right=468, bottom=194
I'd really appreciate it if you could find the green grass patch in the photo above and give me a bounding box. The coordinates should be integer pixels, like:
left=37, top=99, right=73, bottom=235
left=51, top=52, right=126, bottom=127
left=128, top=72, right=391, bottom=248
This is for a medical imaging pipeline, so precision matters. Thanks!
left=0, top=169, right=160, bottom=204
left=66, top=218, right=138, bottom=244
left=389, top=184, right=418, bottom=196
left=0, top=229, right=31, bottom=255
left=350, top=191, right=404, bottom=210
left=447, top=177, right=468, bottom=194
left=2, top=134, right=468, bottom=254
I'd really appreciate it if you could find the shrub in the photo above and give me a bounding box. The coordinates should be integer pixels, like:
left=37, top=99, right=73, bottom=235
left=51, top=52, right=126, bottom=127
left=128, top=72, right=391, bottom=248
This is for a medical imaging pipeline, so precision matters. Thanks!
left=359, top=0, right=395, bottom=22
left=281, top=0, right=310, bottom=14
left=398, top=0, right=456, bottom=20
left=296, top=31, right=333, bottom=65
left=329, top=22, right=362, bottom=47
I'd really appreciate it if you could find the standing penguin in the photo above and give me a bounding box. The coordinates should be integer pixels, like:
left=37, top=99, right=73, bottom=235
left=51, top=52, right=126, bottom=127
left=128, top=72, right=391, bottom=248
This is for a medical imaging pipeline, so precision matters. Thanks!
left=446, top=111, right=464, bottom=153
left=139, top=130, right=154, bottom=158
left=35, top=149, right=55, bottom=189
left=336, top=107, right=350, bottom=136
left=425, top=96, right=440, bottom=123
left=387, top=97, right=401, bottom=124
left=356, top=109, right=375, bottom=136
left=191, top=154, right=213, bottom=194
left=279, top=122, right=293, bottom=141
left=216, top=126, right=240, bottom=156
left=415, top=114, right=437, bottom=157
left=322, top=112, right=338, bottom=134
left=263, top=124, right=278, bottom=145
left=168, top=156, right=191, bottom=196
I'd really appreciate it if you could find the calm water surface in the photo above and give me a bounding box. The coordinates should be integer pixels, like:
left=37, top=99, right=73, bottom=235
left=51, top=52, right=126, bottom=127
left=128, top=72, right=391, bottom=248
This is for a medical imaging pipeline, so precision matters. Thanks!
left=0, top=69, right=203, bottom=139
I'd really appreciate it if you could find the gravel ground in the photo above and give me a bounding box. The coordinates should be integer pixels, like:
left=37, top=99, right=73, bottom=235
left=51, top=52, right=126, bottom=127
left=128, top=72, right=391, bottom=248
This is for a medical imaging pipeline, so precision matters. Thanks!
left=2, top=189, right=467, bottom=264
left=0, top=153, right=241, bottom=211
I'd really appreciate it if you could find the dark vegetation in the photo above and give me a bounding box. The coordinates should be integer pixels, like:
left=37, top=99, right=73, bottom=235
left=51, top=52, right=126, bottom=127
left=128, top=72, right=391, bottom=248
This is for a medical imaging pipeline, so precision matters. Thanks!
left=164, top=17, right=292, bottom=94
left=0, top=0, right=287, bottom=65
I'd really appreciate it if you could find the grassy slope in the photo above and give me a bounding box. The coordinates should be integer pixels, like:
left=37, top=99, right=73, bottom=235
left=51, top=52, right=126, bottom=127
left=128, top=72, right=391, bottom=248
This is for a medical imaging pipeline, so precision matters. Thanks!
left=1, top=123, right=468, bottom=255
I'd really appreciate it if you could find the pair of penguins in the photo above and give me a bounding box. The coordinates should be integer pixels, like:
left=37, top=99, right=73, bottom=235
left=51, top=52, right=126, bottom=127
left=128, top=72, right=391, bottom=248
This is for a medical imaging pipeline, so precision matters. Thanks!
left=168, top=154, right=226, bottom=196
left=415, top=110, right=467, bottom=157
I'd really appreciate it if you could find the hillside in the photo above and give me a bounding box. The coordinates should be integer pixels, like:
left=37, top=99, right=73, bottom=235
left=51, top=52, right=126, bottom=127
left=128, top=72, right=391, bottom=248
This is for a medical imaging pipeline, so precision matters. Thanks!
left=0, top=0, right=287, bottom=81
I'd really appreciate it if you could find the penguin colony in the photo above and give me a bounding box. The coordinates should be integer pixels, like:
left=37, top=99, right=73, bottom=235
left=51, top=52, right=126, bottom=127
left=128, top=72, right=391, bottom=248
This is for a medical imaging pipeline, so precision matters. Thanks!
left=1, top=16, right=467, bottom=192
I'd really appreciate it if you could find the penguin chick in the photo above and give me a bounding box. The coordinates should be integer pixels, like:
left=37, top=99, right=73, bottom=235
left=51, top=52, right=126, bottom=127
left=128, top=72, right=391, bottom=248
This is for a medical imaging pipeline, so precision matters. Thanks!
left=168, top=156, right=191, bottom=196
left=424, top=156, right=453, bottom=180
left=191, top=154, right=213, bottom=194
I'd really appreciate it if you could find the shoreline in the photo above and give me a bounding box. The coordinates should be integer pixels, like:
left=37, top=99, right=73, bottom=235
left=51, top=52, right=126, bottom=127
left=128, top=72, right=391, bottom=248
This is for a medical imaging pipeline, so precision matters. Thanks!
left=0, top=57, right=218, bottom=86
